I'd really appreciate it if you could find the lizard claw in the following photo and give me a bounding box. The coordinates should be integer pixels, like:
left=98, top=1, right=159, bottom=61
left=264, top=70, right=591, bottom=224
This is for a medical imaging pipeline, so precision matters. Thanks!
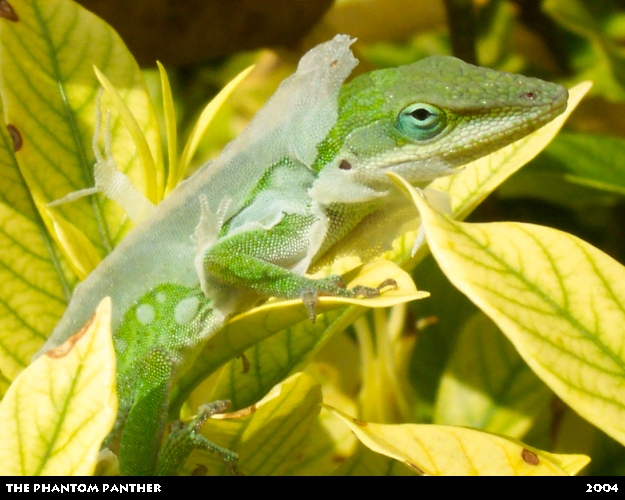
left=300, top=288, right=320, bottom=323
left=155, top=400, right=238, bottom=476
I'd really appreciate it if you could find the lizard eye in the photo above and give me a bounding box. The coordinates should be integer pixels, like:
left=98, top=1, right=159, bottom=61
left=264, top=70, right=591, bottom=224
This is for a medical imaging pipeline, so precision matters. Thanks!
left=398, top=103, right=446, bottom=140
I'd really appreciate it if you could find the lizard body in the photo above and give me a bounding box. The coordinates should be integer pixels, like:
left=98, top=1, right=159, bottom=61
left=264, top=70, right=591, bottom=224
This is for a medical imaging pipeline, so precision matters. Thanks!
left=39, top=36, right=568, bottom=475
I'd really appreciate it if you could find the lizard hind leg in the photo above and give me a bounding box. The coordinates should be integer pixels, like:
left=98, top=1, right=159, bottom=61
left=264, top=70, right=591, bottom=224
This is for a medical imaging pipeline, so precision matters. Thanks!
left=155, top=401, right=240, bottom=476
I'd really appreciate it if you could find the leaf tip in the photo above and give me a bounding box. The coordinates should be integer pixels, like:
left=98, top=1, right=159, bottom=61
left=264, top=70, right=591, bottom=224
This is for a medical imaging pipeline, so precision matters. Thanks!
left=45, top=297, right=111, bottom=359
left=46, top=320, right=93, bottom=359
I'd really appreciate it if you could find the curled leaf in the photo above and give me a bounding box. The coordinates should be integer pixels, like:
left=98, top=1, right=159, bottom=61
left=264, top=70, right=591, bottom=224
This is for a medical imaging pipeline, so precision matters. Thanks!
left=393, top=172, right=625, bottom=448
left=328, top=406, right=589, bottom=475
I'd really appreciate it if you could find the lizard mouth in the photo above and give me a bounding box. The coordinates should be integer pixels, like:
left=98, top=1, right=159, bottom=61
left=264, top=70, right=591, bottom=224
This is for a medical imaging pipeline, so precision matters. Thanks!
left=455, top=95, right=569, bottom=156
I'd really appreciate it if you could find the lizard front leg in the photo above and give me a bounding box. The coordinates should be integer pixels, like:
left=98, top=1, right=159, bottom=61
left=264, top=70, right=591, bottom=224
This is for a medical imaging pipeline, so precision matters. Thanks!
left=202, top=213, right=395, bottom=322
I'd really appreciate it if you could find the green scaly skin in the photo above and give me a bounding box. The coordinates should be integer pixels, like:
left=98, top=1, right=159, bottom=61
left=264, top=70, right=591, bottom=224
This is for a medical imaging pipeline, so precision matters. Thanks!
left=48, top=42, right=569, bottom=475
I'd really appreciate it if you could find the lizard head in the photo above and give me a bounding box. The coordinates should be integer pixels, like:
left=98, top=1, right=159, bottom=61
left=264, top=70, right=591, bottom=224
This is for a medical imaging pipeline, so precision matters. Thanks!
left=310, top=56, right=568, bottom=204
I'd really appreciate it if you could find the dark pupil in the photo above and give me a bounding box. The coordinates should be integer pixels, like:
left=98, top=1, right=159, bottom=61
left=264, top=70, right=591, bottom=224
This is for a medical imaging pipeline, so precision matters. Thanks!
left=411, top=108, right=432, bottom=121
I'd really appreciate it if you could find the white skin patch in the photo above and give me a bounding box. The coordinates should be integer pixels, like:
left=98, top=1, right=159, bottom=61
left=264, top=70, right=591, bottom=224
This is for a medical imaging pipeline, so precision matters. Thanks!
left=116, top=338, right=127, bottom=354
left=136, top=303, right=155, bottom=325
left=156, top=292, right=167, bottom=303
left=174, top=296, right=200, bottom=325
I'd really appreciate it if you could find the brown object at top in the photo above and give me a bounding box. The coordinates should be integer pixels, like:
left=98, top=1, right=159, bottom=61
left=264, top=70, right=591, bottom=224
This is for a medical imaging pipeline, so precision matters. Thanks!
left=77, top=0, right=334, bottom=67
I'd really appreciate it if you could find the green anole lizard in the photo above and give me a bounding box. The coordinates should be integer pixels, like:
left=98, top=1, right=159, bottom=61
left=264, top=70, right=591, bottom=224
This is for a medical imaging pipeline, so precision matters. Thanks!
left=38, top=35, right=568, bottom=475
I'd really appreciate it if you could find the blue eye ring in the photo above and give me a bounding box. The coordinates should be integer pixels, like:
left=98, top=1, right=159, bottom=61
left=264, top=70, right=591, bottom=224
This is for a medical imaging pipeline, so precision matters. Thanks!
left=398, top=102, right=446, bottom=140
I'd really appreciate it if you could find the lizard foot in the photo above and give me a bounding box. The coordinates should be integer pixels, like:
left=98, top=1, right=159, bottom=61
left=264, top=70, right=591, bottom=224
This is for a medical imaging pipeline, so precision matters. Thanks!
left=300, top=277, right=398, bottom=323
left=155, top=400, right=240, bottom=476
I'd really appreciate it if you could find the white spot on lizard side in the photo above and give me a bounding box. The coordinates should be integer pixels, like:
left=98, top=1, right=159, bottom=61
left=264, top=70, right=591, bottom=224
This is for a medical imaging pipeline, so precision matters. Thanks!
left=136, top=303, right=155, bottom=325
left=174, top=296, right=200, bottom=325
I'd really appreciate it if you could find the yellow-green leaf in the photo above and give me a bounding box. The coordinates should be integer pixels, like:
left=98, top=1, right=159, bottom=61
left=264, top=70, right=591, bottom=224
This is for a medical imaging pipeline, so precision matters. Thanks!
left=328, top=406, right=590, bottom=475
left=286, top=404, right=358, bottom=475
left=0, top=111, right=72, bottom=380
left=353, top=305, right=417, bottom=423
left=434, top=313, right=553, bottom=438
left=46, top=207, right=102, bottom=280
left=0, top=297, right=117, bottom=475
left=234, top=372, right=322, bottom=475
left=395, top=173, right=625, bottom=448
left=157, top=61, right=178, bottom=193
left=0, top=0, right=162, bottom=263
left=186, top=372, right=321, bottom=476
left=0, top=204, right=70, bottom=380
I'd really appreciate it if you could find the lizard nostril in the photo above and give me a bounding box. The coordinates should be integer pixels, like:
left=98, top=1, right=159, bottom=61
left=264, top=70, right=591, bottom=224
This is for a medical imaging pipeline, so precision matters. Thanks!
left=525, top=91, right=536, bottom=100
